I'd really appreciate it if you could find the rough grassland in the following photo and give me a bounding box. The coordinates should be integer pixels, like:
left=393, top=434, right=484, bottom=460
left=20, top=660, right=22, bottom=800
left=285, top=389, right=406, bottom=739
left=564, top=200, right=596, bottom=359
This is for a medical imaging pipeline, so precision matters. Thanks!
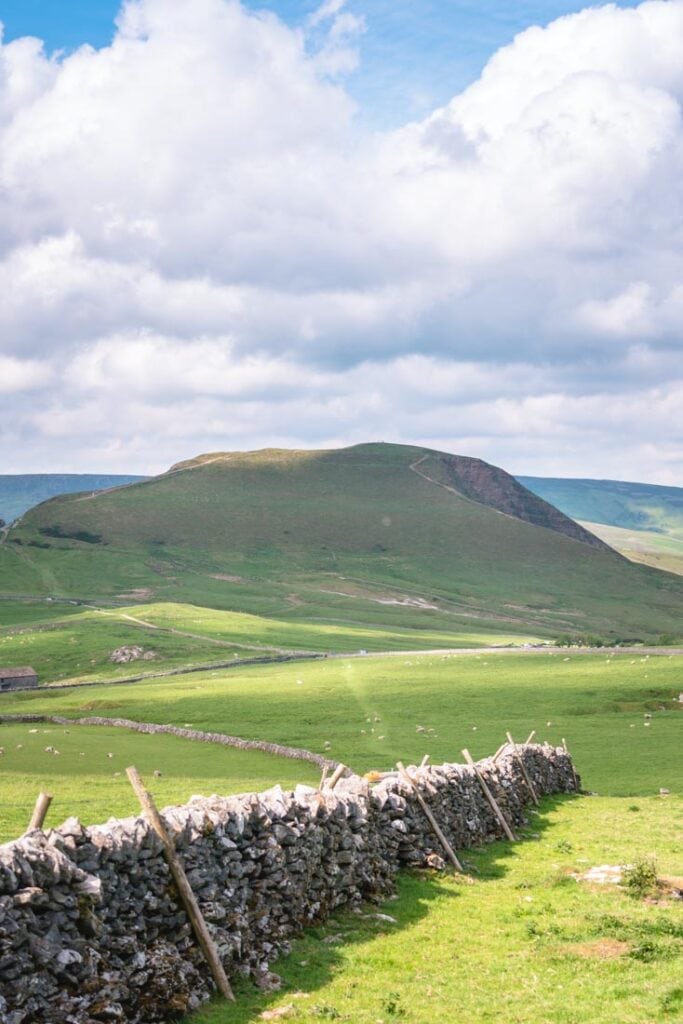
left=0, top=600, right=537, bottom=686
left=2, top=652, right=681, bottom=798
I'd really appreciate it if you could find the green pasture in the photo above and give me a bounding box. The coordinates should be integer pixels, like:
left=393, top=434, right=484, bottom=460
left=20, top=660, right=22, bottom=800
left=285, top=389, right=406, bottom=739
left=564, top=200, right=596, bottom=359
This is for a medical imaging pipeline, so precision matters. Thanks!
left=114, top=601, right=536, bottom=653
left=2, top=651, right=681, bottom=796
left=0, top=723, right=319, bottom=843
left=0, top=599, right=538, bottom=688
left=0, top=607, right=249, bottom=684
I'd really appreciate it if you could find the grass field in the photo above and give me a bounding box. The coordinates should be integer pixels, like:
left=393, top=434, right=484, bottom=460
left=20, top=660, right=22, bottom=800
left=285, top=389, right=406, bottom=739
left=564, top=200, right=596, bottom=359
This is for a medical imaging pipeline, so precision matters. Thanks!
left=0, top=599, right=538, bottom=687
left=0, top=606, right=250, bottom=684
left=2, top=651, right=681, bottom=806
left=0, top=723, right=319, bottom=843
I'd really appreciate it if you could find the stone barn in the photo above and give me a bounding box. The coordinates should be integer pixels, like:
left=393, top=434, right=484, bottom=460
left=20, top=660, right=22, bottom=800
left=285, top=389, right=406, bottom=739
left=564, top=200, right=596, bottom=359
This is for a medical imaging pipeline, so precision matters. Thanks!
left=0, top=667, right=38, bottom=691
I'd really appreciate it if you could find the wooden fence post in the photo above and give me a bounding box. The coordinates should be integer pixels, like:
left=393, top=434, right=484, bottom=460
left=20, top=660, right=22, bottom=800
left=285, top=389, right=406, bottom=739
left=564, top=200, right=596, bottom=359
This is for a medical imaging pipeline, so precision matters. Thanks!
left=126, top=766, right=235, bottom=1002
left=561, top=738, right=580, bottom=792
left=492, top=743, right=507, bottom=763
left=26, top=792, right=52, bottom=832
left=505, top=732, right=539, bottom=806
left=462, top=749, right=517, bottom=842
left=396, top=762, right=464, bottom=873
left=325, top=763, right=347, bottom=790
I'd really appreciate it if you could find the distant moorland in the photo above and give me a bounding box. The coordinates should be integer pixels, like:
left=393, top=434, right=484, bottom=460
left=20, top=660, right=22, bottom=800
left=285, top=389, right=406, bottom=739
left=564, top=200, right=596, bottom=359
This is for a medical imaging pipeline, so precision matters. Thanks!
left=520, top=476, right=683, bottom=576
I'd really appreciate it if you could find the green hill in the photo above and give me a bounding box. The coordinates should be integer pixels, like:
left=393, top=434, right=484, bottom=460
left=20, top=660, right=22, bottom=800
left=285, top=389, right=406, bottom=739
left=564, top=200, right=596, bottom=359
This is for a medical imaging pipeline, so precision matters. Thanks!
left=0, top=474, right=145, bottom=525
left=2, top=443, right=682, bottom=640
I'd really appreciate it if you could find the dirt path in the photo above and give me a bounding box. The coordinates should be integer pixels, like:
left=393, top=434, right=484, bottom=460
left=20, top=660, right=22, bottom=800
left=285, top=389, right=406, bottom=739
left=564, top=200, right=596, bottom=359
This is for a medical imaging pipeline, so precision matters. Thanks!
left=409, top=454, right=463, bottom=498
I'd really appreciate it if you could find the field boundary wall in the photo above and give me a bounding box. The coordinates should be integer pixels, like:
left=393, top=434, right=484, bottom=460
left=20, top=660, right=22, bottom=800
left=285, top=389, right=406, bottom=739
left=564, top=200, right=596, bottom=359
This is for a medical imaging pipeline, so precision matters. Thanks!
left=0, top=743, right=579, bottom=1022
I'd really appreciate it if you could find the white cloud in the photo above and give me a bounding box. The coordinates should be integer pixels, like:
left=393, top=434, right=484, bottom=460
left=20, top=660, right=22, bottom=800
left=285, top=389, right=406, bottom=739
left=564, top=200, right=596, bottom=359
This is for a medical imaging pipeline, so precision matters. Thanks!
left=577, top=282, right=654, bottom=337
left=0, top=0, right=682, bottom=480
left=0, top=355, right=52, bottom=393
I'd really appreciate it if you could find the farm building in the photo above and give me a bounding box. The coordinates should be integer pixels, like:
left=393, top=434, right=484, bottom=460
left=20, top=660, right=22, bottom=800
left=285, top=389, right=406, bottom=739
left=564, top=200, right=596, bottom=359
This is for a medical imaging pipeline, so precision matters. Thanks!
left=0, top=667, right=38, bottom=691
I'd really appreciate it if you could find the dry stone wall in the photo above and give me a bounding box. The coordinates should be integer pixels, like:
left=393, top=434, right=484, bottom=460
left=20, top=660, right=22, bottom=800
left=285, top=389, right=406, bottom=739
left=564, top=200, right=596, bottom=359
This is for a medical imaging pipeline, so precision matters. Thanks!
left=0, top=744, right=578, bottom=1023
left=0, top=714, right=337, bottom=772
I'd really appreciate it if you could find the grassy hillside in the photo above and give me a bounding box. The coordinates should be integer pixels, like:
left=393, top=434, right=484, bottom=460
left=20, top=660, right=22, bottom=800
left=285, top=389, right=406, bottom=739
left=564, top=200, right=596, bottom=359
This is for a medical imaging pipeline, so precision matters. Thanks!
left=576, top=520, right=683, bottom=578
left=2, top=443, right=682, bottom=641
left=0, top=474, right=145, bottom=524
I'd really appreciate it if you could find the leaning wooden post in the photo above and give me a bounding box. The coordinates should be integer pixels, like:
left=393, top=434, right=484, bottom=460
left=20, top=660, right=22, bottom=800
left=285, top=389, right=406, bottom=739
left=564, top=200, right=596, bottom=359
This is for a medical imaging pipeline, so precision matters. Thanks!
left=319, top=766, right=329, bottom=790
left=492, top=743, right=507, bottom=763
left=506, top=732, right=539, bottom=806
left=26, top=792, right=52, bottom=832
left=326, top=762, right=347, bottom=790
left=396, top=762, right=464, bottom=873
left=462, top=749, right=517, bottom=842
left=126, top=766, right=235, bottom=1002
left=561, top=738, right=580, bottom=792
left=525, top=730, right=536, bottom=745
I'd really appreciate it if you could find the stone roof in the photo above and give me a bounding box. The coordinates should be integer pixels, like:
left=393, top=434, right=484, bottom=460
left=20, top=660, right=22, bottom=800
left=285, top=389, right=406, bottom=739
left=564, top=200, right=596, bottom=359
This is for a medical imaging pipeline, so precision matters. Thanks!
left=0, top=667, right=37, bottom=678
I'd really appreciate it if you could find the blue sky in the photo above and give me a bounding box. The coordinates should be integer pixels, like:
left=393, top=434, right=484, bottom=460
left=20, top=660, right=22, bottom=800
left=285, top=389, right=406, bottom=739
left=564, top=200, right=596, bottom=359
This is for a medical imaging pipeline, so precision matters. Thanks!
left=0, top=0, right=640, bottom=126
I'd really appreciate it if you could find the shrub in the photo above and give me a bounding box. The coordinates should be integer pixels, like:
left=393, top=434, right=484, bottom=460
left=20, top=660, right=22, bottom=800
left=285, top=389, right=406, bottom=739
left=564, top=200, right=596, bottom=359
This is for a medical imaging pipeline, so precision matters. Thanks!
left=622, top=857, right=660, bottom=899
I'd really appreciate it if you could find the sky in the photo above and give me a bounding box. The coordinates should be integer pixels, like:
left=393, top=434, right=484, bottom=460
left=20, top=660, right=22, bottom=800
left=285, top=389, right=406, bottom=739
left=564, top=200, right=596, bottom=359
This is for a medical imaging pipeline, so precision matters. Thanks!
left=0, top=0, right=681, bottom=481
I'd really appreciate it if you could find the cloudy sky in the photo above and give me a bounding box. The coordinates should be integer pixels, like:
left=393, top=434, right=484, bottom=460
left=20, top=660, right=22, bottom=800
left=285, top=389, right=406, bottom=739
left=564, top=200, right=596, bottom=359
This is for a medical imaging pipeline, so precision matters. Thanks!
left=1, top=0, right=682, bottom=482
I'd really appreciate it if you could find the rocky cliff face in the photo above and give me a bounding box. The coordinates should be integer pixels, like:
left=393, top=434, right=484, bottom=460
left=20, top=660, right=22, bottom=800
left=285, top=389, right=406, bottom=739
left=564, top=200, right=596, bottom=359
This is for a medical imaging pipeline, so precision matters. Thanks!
left=436, top=454, right=611, bottom=550
left=0, top=744, right=578, bottom=1023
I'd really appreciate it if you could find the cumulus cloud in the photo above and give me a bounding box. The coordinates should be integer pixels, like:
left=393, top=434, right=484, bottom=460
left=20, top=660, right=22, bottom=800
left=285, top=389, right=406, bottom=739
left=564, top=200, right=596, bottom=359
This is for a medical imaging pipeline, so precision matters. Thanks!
left=0, top=0, right=682, bottom=480
left=0, top=356, right=52, bottom=393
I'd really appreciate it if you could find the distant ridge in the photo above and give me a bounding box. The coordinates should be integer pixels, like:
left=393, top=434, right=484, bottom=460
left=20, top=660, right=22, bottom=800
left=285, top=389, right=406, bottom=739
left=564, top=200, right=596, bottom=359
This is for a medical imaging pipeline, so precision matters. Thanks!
left=518, top=476, right=683, bottom=537
left=0, top=474, right=146, bottom=524
left=518, top=474, right=683, bottom=577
